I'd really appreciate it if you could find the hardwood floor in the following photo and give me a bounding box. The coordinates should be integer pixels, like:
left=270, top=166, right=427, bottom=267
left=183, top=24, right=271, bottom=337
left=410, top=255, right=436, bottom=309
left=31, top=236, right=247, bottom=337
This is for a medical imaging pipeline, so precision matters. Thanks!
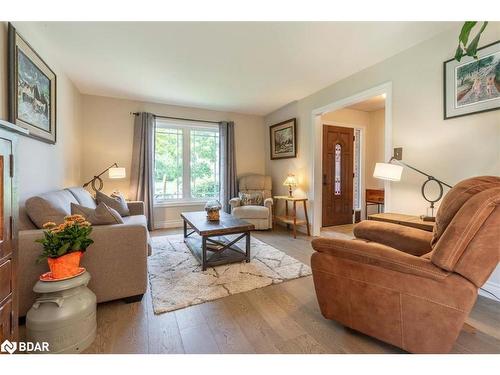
left=22, top=225, right=500, bottom=354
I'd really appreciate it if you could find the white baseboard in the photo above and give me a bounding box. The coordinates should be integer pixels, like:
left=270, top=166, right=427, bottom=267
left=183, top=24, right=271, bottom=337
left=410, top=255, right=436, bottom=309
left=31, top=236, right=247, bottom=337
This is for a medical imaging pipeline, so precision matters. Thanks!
left=479, top=281, right=500, bottom=301
left=154, top=219, right=183, bottom=229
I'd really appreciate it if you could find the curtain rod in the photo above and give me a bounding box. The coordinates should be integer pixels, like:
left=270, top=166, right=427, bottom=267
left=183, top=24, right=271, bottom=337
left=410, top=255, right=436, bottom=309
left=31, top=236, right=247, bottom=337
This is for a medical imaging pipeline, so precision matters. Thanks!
left=131, top=112, right=220, bottom=124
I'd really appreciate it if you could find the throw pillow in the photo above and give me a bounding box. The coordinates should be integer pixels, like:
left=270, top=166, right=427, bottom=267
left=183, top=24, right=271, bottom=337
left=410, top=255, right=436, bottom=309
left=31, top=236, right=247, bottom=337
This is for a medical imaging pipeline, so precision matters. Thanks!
left=71, top=202, right=124, bottom=225
left=239, top=191, right=264, bottom=206
left=95, top=191, right=130, bottom=216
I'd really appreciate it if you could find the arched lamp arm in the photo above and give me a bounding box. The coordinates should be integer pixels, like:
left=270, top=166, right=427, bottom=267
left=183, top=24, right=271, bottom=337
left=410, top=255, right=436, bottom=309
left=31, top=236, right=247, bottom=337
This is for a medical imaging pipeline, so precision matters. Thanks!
left=389, top=157, right=452, bottom=189
left=82, top=162, right=119, bottom=192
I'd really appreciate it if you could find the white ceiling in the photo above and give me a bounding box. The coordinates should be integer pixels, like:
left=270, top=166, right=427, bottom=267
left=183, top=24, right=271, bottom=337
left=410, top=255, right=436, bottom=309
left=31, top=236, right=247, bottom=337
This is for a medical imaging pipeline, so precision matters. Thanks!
left=347, top=94, right=386, bottom=112
left=25, top=22, right=454, bottom=115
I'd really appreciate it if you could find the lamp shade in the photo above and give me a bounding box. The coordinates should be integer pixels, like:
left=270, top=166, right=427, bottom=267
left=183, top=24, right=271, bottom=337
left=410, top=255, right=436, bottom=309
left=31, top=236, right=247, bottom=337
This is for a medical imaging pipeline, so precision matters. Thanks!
left=373, top=163, right=403, bottom=181
left=283, top=174, right=298, bottom=187
left=108, top=167, right=126, bottom=179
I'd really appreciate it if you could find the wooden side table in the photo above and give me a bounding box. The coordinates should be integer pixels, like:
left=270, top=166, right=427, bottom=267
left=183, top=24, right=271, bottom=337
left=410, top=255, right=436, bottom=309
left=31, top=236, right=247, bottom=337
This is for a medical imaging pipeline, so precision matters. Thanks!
left=273, top=196, right=311, bottom=238
left=365, top=189, right=384, bottom=218
left=367, top=212, right=435, bottom=232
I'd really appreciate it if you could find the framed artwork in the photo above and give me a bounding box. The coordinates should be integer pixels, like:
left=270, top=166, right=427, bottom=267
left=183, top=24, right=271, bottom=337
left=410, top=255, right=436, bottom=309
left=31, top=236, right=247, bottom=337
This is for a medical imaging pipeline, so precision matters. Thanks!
left=269, top=118, right=297, bottom=160
left=8, top=23, right=57, bottom=144
left=444, top=40, right=500, bottom=119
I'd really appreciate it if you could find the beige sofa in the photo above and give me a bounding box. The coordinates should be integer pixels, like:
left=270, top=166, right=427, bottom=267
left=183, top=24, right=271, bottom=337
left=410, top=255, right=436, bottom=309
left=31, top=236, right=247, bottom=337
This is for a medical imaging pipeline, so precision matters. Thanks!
left=229, top=175, right=273, bottom=230
left=18, top=187, right=151, bottom=317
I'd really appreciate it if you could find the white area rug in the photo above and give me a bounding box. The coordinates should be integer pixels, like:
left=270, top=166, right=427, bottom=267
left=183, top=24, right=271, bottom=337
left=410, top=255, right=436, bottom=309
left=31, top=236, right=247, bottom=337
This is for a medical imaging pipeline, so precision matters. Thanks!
left=148, top=234, right=312, bottom=314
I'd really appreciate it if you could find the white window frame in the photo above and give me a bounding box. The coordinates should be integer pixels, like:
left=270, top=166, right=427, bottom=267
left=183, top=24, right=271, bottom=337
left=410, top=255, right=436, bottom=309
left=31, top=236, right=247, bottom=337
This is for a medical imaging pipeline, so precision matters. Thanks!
left=154, top=118, right=220, bottom=206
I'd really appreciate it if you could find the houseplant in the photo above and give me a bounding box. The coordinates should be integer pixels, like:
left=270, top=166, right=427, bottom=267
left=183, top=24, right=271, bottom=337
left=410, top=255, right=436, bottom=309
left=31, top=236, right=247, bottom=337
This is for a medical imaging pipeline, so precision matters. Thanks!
left=36, top=214, right=94, bottom=279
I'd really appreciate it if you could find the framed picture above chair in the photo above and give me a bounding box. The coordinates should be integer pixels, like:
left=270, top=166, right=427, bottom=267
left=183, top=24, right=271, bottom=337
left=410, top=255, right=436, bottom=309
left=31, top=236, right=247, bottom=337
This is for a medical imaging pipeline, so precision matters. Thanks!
left=444, top=40, right=500, bottom=120
left=269, top=118, right=297, bottom=160
left=8, top=23, right=57, bottom=144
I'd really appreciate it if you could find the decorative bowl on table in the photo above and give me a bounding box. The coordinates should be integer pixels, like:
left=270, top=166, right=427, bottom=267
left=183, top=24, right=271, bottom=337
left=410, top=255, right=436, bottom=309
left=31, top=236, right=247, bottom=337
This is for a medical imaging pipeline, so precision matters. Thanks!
left=205, top=200, right=222, bottom=221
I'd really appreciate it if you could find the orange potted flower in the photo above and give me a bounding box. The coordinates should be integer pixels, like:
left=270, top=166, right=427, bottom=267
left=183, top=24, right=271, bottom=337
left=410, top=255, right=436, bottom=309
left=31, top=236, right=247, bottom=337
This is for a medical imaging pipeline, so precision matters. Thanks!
left=36, top=214, right=94, bottom=279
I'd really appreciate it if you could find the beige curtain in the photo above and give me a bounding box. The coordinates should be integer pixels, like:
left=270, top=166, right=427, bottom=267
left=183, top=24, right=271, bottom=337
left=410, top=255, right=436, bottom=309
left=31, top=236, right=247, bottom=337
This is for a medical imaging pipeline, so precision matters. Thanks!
left=130, top=112, right=155, bottom=230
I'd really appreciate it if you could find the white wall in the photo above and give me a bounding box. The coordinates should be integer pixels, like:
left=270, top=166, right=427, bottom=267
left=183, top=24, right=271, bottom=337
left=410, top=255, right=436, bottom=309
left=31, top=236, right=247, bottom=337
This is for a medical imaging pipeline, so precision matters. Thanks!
left=0, top=22, right=83, bottom=229
left=366, top=109, right=385, bottom=190
left=81, top=94, right=266, bottom=228
left=264, top=24, right=500, bottom=296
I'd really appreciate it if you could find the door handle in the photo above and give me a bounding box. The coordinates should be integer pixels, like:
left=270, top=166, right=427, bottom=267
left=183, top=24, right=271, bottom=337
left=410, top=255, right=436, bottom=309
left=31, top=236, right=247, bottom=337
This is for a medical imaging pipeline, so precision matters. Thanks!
left=323, top=174, right=327, bottom=185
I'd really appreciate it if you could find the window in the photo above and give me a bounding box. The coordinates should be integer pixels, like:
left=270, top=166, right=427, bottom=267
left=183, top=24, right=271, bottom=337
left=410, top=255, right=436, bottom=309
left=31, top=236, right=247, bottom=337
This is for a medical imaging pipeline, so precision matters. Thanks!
left=334, top=143, right=341, bottom=195
left=353, top=129, right=361, bottom=210
left=154, top=119, right=219, bottom=203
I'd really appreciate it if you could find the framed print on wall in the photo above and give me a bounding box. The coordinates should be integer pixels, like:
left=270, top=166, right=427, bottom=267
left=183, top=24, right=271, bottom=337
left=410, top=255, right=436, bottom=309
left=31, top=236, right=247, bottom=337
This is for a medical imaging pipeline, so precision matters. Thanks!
left=269, top=118, right=297, bottom=160
left=444, top=40, right=500, bottom=119
left=8, top=23, right=57, bottom=144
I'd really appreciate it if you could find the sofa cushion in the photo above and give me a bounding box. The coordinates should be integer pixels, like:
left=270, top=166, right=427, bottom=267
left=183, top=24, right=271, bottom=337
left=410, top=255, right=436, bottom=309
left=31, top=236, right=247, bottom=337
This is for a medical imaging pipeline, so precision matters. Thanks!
left=96, top=191, right=130, bottom=216
left=232, top=205, right=269, bottom=219
left=71, top=202, right=124, bottom=225
left=66, top=187, right=97, bottom=209
left=25, top=190, right=78, bottom=228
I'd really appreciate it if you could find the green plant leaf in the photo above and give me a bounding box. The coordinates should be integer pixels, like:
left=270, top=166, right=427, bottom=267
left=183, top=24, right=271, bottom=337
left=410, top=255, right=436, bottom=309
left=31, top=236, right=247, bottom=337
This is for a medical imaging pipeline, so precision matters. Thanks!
left=466, top=33, right=481, bottom=57
left=454, top=45, right=464, bottom=62
left=57, top=242, right=71, bottom=256
left=459, top=21, right=477, bottom=45
left=479, top=21, right=488, bottom=33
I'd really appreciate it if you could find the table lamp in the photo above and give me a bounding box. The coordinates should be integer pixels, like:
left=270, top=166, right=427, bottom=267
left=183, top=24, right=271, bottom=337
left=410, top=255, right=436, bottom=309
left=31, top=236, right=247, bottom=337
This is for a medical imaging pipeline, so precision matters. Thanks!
left=83, top=163, right=126, bottom=193
left=373, top=148, right=452, bottom=221
left=283, top=174, right=298, bottom=198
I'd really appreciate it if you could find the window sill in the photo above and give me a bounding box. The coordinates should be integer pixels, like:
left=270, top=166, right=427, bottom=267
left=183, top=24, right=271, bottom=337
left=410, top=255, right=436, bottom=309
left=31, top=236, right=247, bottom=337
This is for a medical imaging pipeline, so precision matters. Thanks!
left=154, top=200, right=211, bottom=208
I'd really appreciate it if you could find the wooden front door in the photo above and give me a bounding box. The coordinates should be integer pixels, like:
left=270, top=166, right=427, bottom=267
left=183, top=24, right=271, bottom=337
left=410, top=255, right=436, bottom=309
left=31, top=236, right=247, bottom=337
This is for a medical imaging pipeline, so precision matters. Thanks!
left=322, top=125, right=354, bottom=227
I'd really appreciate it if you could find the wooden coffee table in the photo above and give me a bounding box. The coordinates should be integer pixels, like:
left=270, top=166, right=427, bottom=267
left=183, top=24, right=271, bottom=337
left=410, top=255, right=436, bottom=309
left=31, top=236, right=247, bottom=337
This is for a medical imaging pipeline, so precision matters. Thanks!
left=180, top=211, right=255, bottom=271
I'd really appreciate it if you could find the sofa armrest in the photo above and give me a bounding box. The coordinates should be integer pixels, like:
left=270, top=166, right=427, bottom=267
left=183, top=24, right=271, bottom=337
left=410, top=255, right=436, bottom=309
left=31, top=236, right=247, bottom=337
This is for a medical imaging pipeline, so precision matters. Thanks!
left=353, top=220, right=433, bottom=256
left=311, top=237, right=448, bottom=281
left=127, top=201, right=145, bottom=216
left=264, top=197, right=273, bottom=209
left=229, top=198, right=241, bottom=209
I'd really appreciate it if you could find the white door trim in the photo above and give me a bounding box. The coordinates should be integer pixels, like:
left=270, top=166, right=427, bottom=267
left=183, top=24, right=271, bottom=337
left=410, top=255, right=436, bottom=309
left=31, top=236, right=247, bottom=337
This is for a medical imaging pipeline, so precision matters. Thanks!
left=310, top=82, right=393, bottom=236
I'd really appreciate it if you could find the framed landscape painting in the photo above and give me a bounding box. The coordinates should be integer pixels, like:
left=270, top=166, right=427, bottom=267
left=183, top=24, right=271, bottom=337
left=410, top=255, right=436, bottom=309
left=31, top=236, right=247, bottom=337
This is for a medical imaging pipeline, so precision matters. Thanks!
left=8, top=23, right=57, bottom=143
left=444, top=40, right=500, bottom=119
left=269, top=118, right=297, bottom=160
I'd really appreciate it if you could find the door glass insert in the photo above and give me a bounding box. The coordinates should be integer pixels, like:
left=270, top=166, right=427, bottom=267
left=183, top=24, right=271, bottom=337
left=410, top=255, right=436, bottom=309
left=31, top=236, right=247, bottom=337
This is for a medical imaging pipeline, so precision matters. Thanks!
left=353, top=129, right=361, bottom=209
left=334, top=143, right=341, bottom=195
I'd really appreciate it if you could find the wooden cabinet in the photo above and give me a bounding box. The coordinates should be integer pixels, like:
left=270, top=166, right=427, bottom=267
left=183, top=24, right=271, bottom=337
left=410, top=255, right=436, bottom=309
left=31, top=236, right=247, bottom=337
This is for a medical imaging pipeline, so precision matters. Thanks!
left=0, top=129, right=18, bottom=345
left=0, top=287, right=13, bottom=341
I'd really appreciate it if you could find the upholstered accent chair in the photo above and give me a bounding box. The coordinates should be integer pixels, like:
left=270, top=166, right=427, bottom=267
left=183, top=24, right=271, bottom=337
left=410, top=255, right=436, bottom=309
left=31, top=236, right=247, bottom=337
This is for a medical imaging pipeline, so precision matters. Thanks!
left=229, top=175, right=273, bottom=230
left=311, top=176, right=500, bottom=353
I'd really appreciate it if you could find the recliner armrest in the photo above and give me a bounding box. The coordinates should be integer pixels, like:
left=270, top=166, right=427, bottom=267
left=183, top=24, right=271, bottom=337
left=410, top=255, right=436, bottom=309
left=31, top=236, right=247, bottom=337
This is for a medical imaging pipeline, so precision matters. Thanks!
left=353, top=220, right=432, bottom=256
left=229, top=198, right=241, bottom=208
left=311, top=237, right=448, bottom=281
left=264, top=197, right=273, bottom=208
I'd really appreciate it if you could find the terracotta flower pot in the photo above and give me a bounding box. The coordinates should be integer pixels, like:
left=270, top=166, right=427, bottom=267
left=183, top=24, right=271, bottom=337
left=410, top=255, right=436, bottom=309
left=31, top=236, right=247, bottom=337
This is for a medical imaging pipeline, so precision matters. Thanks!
left=47, top=251, right=83, bottom=279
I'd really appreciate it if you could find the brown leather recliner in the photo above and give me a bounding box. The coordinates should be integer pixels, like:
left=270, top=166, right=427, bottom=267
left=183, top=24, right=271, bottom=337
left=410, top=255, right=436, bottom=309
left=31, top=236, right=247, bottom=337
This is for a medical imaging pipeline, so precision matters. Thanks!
left=311, top=176, right=500, bottom=353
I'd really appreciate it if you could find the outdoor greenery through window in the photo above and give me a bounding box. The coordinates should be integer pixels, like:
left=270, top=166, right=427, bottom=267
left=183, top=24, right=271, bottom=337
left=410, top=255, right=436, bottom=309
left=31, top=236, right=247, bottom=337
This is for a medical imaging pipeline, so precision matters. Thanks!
left=154, top=120, right=220, bottom=202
